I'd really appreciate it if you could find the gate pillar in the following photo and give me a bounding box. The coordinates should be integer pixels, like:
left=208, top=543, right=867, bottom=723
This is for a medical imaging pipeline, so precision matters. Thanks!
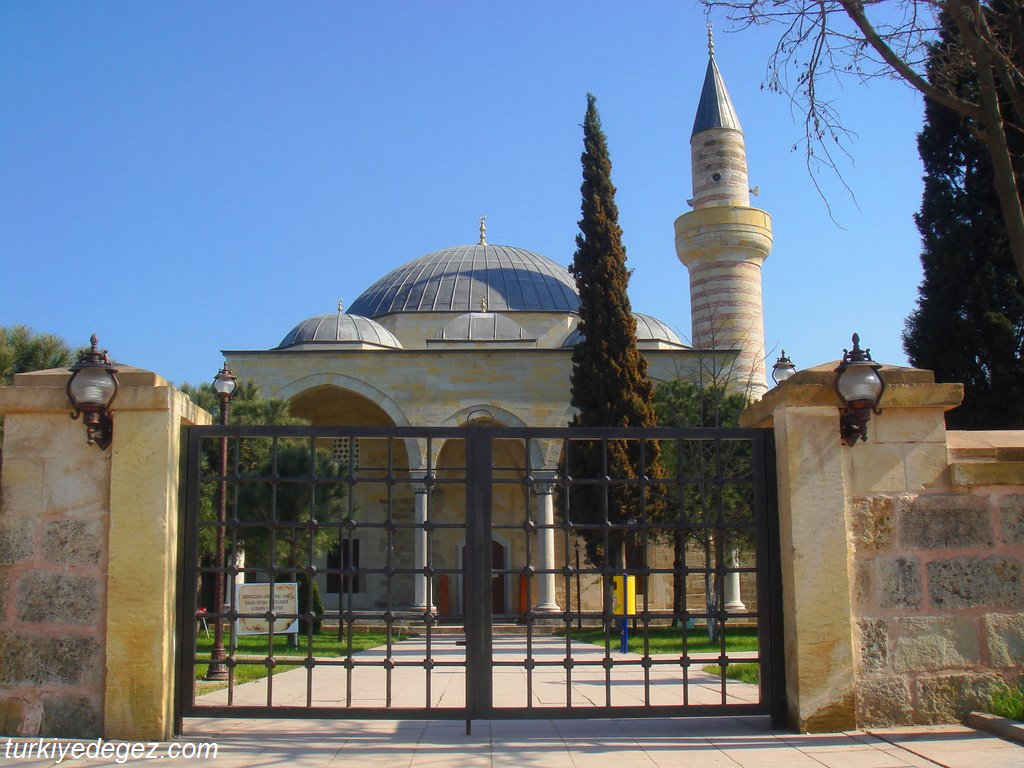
left=0, top=366, right=210, bottom=740
left=741, top=363, right=961, bottom=732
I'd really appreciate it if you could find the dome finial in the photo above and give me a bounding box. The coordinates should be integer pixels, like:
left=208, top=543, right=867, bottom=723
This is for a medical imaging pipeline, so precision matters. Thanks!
left=479, top=215, right=487, bottom=245
left=480, top=295, right=488, bottom=313
left=337, top=299, right=344, bottom=313
left=707, top=21, right=715, bottom=57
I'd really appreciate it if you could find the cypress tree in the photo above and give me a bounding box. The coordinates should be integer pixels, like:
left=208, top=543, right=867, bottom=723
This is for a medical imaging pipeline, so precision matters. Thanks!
left=565, top=94, right=663, bottom=568
left=903, top=15, right=1024, bottom=429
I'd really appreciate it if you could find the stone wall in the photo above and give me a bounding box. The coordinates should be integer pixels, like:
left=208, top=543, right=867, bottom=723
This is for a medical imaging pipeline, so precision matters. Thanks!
left=0, top=366, right=210, bottom=740
left=0, top=410, right=109, bottom=737
left=852, top=489, right=1024, bottom=725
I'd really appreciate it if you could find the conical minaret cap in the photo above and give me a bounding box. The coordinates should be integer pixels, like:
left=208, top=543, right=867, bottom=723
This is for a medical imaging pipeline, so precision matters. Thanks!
left=691, top=54, right=742, bottom=137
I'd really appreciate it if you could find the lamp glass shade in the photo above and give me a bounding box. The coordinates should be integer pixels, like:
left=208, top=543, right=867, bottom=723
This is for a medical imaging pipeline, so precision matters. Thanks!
left=773, top=364, right=795, bottom=383
left=836, top=363, right=882, bottom=404
left=213, top=375, right=237, bottom=396
left=69, top=369, right=117, bottom=406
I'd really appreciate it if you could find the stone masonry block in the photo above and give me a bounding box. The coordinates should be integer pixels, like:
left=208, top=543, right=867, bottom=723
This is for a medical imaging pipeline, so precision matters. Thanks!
left=894, top=617, right=980, bottom=672
left=42, top=519, right=104, bottom=564
left=878, top=557, right=921, bottom=610
left=858, top=618, right=888, bottom=672
left=39, top=695, right=102, bottom=738
left=985, top=613, right=1024, bottom=668
left=900, top=494, right=992, bottom=549
left=849, top=496, right=894, bottom=553
left=16, top=571, right=100, bottom=624
left=0, top=570, right=7, bottom=616
left=927, top=556, right=1023, bottom=609
left=0, top=631, right=102, bottom=686
left=856, top=676, right=912, bottom=727
left=854, top=559, right=873, bottom=608
left=1000, top=495, right=1024, bottom=546
left=0, top=521, right=33, bottom=565
left=0, top=698, right=26, bottom=736
left=914, top=673, right=1005, bottom=724
left=0, top=459, right=44, bottom=519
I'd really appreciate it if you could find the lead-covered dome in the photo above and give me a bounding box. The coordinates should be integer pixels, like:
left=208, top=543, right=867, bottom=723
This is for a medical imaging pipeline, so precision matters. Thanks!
left=348, top=244, right=580, bottom=317
left=563, top=313, right=688, bottom=348
left=277, top=312, right=403, bottom=350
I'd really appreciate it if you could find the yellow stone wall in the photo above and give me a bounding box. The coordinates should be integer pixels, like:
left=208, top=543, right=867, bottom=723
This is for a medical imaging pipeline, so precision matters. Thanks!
left=0, top=367, right=210, bottom=740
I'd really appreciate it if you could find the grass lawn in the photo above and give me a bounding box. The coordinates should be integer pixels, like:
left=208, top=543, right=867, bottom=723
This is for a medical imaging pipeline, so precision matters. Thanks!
left=701, top=663, right=759, bottom=685
left=193, top=628, right=408, bottom=685
left=989, top=680, right=1024, bottom=721
left=560, top=625, right=759, bottom=655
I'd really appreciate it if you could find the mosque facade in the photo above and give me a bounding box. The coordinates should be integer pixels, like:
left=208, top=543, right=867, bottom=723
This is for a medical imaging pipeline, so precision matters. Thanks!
left=224, top=42, right=772, bottom=616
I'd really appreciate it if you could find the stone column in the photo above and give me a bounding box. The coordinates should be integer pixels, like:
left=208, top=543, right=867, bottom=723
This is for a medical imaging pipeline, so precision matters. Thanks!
left=740, top=362, right=962, bottom=732
left=412, top=479, right=434, bottom=611
left=0, top=366, right=210, bottom=740
left=534, top=480, right=560, bottom=613
left=723, top=549, right=745, bottom=611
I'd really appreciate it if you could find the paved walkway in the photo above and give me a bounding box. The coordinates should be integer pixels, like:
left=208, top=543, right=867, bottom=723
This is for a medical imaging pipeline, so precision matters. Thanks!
left=3, top=717, right=1020, bottom=767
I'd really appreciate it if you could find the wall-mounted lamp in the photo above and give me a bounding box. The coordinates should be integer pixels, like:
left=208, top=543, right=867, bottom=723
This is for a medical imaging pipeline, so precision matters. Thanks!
left=67, top=334, right=119, bottom=449
left=771, top=350, right=796, bottom=384
left=833, top=333, right=885, bottom=446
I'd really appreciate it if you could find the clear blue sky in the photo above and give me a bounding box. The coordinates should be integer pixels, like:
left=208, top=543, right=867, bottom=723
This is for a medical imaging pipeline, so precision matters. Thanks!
left=1, top=2, right=924, bottom=388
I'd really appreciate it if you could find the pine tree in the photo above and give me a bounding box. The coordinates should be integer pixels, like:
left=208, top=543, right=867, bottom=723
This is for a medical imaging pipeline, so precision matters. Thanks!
left=565, top=94, right=662, bottom=568
left=903, top=16, right=1024, bottom=430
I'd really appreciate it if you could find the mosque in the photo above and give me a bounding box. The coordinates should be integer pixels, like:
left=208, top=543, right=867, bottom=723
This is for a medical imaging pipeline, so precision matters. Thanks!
left=224, top=39, right=773, bottom=617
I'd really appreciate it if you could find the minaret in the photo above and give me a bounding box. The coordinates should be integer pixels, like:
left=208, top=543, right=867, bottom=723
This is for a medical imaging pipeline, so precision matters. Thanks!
left=675, top=28, right=772, bottom=399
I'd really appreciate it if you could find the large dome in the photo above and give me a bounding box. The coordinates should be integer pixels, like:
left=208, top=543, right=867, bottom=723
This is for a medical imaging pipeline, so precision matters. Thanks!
left=348, top=244, right=580, bottom=317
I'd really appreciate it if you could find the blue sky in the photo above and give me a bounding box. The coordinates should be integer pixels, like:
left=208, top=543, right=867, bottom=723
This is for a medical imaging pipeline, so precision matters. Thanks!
left=1, top=2, right=925, bottom=387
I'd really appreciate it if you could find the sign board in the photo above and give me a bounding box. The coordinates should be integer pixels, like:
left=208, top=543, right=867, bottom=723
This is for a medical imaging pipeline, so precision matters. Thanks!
left=234, top=582, right=299, bottom=636
left=611, top=575, right=636, bottom=617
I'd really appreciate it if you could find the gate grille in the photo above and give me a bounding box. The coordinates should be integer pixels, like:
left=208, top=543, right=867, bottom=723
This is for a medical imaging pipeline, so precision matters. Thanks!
left=177, top=425, right=783, bottom=725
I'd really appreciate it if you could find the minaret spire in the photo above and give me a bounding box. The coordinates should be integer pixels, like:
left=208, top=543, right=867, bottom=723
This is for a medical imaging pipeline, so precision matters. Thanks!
left=675, top=34, right=772, bottom=399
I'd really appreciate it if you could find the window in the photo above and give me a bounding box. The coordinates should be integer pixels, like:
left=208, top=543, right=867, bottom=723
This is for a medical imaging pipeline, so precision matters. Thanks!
left=326, top=538, right=361, bottom=593
left=331, top=437, right=359, bottom=469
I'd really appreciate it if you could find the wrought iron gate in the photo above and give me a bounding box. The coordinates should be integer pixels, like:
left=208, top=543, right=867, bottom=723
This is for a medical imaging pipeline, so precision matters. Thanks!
left=176, top=425, right=783, bottom=727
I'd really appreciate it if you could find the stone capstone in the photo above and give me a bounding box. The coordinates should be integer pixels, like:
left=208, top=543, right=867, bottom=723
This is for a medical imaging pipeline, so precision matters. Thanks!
left=16, top=571, right=100, bottom=623
left=927, top=556, right=1023, bottom=609
left=42, top=519, right=104, bottom=564
left=914, top=672, right=1005, bottom=724
left=858, top=618, right=888, bottom=672
left=899, top=494, right=993, bottom=549
left=1000, top=494, right=1024, bottom=546
left=856, top=676, right=912, bottom=727
left=985, top=613, right=1024, bottom=668
left=893, top=617, right=980, bottom=672
left=0, top=631, right=102, bottom=686
left=878, top=557, right=921, bottom=610
left=39, top=695, right=102, bottom=738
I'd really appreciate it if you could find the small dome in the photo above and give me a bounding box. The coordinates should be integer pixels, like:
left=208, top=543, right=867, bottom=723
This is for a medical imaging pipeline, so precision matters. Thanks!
left=348, top=243, right=580, bottom=316
left=562, top=313, right=687, bottom=348
left=435, top=312, right=530, bottom=341
left=277, top=312, right=403, bottom=350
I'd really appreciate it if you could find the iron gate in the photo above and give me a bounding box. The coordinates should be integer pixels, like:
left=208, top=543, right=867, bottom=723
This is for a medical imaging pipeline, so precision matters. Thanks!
left=176, top=425, right=784, bottom=727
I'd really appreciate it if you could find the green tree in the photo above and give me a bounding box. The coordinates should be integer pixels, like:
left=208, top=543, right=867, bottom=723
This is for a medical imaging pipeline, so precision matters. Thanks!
left=181, top=380, right=346, bottom=628
left=564, top=93, right=663, bottom=569
left=902, top=15, right=1024, bottom=429
left=0, top=325, right=76, bottom=447
left=653, top=380, right=752, bottom=633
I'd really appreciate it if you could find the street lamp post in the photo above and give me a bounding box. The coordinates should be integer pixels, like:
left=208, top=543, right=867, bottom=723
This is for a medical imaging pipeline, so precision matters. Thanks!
left=205, top=364, right=237, bottom=681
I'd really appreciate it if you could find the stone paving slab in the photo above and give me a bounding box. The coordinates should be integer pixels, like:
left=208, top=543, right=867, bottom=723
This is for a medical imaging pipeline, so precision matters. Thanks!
left=3, top=717, right=1023, bottom=767
left=193, top=635, right=759, bottom=712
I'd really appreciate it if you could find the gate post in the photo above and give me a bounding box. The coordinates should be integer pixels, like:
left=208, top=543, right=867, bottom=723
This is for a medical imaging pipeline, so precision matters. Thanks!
left=0, top=366, right=209, bottom=740
left=741, top=363, right=961, bottom=732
